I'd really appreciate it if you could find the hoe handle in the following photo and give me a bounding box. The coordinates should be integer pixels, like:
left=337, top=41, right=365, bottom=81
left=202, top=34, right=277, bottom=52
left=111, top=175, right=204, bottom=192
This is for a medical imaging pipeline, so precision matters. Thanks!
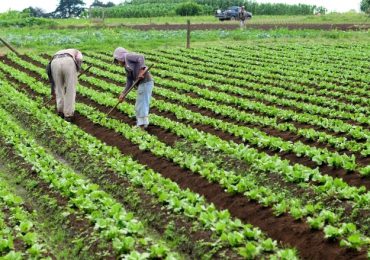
left=106, top=64, right=154, bottom=116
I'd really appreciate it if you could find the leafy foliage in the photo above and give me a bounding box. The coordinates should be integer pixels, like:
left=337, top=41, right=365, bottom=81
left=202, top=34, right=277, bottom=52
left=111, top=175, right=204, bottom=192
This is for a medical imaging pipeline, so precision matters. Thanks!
left=91, top=0, right=324, bottom=18
left=360, top=0, right=370, bottom=14
left=90, top=0, right=115, bottom=8
left=53, top=0, right=86, bottom=18
left=0, top=77, right=293, bottom=259
left=0, top=10, right=56, bottom=27
left=175, top=2, right=203, bottom=16
left=0, top=42, right=369, bottom=256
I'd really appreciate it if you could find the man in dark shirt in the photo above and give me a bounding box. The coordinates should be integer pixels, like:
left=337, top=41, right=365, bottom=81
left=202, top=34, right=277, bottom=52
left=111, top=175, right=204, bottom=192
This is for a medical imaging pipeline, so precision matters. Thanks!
left=113, top=47, right=154, bottom=128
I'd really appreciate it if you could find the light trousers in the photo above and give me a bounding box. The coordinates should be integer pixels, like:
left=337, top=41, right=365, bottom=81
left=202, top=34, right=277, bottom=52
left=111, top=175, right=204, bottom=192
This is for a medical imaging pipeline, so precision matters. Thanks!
left=135, top=80, right=154, bottom=126
left=51, top=57, right=77, bottom=117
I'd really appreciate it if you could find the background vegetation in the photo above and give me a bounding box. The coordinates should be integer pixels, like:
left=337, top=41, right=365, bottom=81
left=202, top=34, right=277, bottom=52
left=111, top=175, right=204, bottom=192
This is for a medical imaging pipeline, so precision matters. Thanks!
left=361, top=0, right=370, bottom=14
left=90, top=0, right=326, bottom=18
left=1, top=26, right=369, bottom=55
left=0, top=10, right=56, bottom=27
left=0, top=0, right=369, bottom=55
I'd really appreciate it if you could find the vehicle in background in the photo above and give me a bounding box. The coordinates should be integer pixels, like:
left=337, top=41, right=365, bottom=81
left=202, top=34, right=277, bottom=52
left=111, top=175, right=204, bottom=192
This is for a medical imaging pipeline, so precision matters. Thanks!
left=215, top=6, right=252, bottom=21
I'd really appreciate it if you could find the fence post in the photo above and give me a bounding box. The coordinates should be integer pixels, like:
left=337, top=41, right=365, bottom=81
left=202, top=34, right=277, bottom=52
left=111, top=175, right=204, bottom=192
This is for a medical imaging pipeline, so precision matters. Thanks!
left=186, top=20, right=191, bottom=49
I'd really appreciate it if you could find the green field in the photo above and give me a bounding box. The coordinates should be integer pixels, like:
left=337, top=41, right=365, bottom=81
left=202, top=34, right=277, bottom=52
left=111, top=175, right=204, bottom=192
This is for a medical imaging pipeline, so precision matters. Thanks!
left=1, top=40, right=370, bottom=259
left=55, top=13, right=370, bottom=26
left=1, top=25, right=370, bottom=55
left=0, top=9, right=369, bottom=260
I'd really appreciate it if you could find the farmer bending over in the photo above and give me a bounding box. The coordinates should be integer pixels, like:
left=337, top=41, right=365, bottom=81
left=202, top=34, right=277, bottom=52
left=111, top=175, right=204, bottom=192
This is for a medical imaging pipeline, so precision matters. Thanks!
left=48, top=48, right=83, bottom=122
left=113, top=47, right=154, bottom=129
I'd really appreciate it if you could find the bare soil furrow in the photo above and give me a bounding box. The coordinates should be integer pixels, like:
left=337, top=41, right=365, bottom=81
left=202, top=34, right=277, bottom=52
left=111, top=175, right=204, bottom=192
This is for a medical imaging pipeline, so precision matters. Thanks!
left=2, top=61, right=366, bottom=260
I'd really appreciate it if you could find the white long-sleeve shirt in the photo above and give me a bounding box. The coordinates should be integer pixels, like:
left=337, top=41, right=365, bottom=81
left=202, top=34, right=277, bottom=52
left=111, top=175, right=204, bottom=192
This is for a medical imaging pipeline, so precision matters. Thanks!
left=54, top=49, right=83, bottom=69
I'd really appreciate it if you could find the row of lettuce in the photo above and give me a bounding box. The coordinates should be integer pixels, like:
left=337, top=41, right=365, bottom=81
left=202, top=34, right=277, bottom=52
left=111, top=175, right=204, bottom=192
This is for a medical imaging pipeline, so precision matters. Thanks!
left=0, top=69, right=297, bottom=258
left=82, top=53, right=369, bottom=173
left=79, top=51, right=369, bottom=159
left=6, top=53, right=370, bottom=176
left=0, top=53, right=369, bottom=255
left=86, top=51, right=370, bottom=147
left=145, top=47, right=369, bottom=111
left=0, top=173, right=51, bottom=259
left=0, top=84, right=182, bottom=258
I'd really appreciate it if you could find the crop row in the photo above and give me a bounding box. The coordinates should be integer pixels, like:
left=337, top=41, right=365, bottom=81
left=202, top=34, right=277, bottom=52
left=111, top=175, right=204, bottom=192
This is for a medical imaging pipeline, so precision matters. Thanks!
left=162, top=45, right=369, bottom=99
left=64, top=52, right=367, bottom=156
left=88, top=52, right=370, bottom=143
left=262, top=44, right=370, bottom=65
left=154, top=47, right=369, bottom=108
left=74, top=82, right=370, bottom=253
left=247, top=44, right=370, bottom=78
left=0, top=173, right=51, bottom=259
left=142, top=51, right=369, bottom=121
left=2, top=58, right=369, bottom=254
left=0, top=70, right=297, bottom=259
left=226, top=45, right=370, bottom=86
left=9, top=54, right=369, bottom=175
left=11, top=53, right=370, bottom=176
left=204, top=45, right=369, bottom=92
left=0, top=104, right=185, bottom=258
left=80, top=53, right=370, bottom=165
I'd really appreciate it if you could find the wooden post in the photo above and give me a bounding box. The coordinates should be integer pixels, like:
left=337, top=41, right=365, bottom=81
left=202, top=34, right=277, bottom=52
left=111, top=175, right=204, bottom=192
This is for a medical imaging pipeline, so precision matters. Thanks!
left=0, top=37, right=20, bottom=56
left=186, top=20, right=191, bottom=49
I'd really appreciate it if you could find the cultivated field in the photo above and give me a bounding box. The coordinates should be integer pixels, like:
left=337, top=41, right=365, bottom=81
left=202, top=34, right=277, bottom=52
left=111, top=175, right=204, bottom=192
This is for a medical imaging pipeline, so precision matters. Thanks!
left=0, top=43, right=369, bottom=259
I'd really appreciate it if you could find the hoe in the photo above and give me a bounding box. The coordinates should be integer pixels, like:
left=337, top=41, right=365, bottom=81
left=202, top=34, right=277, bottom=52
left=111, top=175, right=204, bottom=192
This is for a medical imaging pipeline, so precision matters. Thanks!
left=106, top=64, right=154, bottom=116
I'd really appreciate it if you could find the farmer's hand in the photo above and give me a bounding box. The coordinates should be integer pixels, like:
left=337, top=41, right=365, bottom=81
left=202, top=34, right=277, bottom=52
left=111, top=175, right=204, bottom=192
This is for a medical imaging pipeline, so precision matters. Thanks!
left=138, top=68, right=146, bottom=80
left=118, top=92, right=125, bottom=102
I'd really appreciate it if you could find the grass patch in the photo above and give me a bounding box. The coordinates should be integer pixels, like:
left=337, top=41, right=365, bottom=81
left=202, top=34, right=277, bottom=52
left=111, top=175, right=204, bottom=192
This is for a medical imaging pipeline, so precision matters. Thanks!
left=1, top=27, right=369, bottom=54
left=52, top=13, right=370, bottom=26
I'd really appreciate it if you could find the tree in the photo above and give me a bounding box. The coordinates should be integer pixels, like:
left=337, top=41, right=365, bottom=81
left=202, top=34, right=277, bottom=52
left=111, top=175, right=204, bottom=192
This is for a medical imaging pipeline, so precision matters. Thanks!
left=91, top=0, right=104, bottom=7
left=53, top=0, right=86, bottom=18
left=90, top=0, right=115, bottom=8
left=175, top=2, right=203, bottom=16
left=105, top=2, right=115, bottom=8
left=22, top=7, right=47, bottom=17
left=360, top=0, right=370, bottom=14
left=314, top=6, right=327, bottom=15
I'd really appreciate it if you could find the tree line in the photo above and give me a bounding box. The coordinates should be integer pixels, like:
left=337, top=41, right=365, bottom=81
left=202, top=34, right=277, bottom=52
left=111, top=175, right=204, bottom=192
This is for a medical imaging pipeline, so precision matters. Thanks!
left=91, top=0, right=328, bottom=18
left=8, top=0, right=370, bottom=19
left=25, top=0, right=115, bottom=18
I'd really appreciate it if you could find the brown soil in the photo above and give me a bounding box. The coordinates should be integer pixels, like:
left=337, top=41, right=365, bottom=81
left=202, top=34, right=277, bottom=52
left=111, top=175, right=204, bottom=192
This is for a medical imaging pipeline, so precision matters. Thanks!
left=19, top=106, right=237, bottom=258
left=54, top=23, right=370, bottom=31
left=82, top=53, right=369, bottom=143
left=4, top=56, right=239, bottom=258
left=0, top=140, right=114, bottom=259
left=1, top=56, right=369, bottom=259
left=72, top=102, right=367, bottom=260
left=5, top=55, right=369, bottom=187
left=2, top=208, right=28, bottom=253
left=152, top=50, right=370, bottom=110
left=76, top=60, right=370, bottom=188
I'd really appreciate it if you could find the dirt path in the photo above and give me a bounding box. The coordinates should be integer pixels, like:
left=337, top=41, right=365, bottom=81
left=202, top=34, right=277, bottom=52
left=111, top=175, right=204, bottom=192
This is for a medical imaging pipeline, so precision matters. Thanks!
left=129, top=23, right=370, bottom=31
left=58, top=23, right=370, bottom=31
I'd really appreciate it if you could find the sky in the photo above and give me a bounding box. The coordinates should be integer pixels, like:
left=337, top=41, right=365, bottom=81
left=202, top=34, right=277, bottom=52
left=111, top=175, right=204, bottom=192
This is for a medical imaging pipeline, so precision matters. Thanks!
left=0, top=0, right=362, bottom=13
